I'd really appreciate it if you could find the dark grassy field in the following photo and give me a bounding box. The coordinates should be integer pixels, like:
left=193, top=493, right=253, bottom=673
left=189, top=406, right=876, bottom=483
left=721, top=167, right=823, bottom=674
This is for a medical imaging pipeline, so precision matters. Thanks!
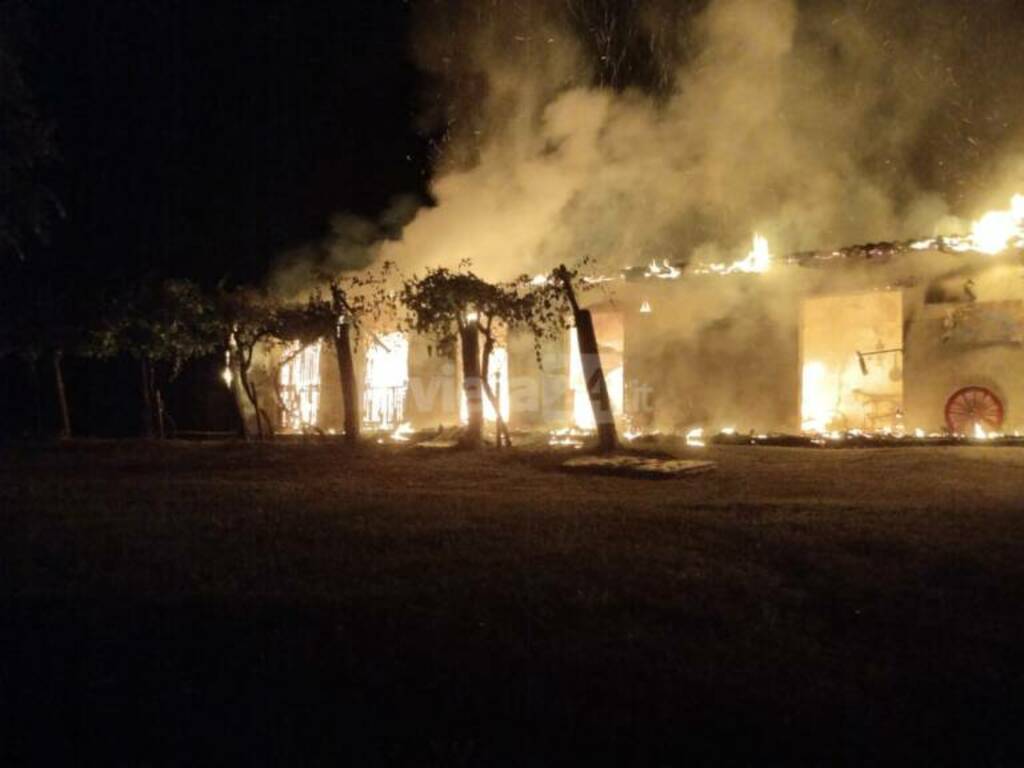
left=2, top=440, right=1023, bottom=766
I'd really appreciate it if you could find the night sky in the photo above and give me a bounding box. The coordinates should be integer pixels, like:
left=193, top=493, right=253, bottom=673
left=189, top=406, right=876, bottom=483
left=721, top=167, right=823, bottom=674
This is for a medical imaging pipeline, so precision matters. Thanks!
left=19, top=0, right=430, bottom=287
left=15, top=0, right=1024, bottom=293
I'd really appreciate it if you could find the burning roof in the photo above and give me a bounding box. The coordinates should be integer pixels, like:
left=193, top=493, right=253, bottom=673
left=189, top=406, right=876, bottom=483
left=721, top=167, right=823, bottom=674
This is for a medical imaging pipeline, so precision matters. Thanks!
left=616, top=193, right=1024, bottom=282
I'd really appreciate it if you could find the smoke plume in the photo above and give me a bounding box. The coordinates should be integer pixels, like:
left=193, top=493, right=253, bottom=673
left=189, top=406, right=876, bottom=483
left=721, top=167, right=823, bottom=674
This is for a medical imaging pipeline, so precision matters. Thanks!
left=274, top=0, right=1024, bottom=287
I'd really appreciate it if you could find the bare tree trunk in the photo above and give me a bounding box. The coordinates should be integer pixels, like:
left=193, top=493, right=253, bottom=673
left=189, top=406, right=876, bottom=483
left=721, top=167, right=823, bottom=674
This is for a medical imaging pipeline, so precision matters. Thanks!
left=228, top=351, right=251, bottom=440
left=154, top=388, right=166, bottom=439
left=52, top=350, right=71, bottom=440
left=241, top=371, right=263, bottom=440
left=238, top=358, right=272, bottom=441
left=239, top=345, right=263, bottom=440
left=139, top=358, right=155, bottom=438
left=25, top=355, right=42, bottom=436
left=256, top=395, right=273, bottom=439
left=480, top=332, right=511, bottom=448
left=573, top=309, right=618, bottom=452
left=459, top=320, right=484, bottom=448
left=556, top=266, right=618, bottom=453
left=335, top=322, right=360, bottom=445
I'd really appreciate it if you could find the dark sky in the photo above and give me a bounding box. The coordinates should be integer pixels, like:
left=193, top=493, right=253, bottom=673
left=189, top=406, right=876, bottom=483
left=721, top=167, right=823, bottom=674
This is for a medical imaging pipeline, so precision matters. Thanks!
left=16, top=0, right=1024, bottom=291
left=22, top=0, right=429, bottom=287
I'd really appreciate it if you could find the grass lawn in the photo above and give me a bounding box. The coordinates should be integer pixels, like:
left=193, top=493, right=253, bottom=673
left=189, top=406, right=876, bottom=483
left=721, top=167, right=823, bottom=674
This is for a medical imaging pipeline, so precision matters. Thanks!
left=2, top=439, right=1023, bottom=766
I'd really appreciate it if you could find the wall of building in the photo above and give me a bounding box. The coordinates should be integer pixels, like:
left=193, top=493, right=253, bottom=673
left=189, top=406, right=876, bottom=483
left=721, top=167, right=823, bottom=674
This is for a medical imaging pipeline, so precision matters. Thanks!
left=602, top=249, right=1024, bottom=435
left=506, top=332, right=571, bottom=429
left=405, top=335, right=460, bottom=429
left=613, top=277, right=802, bottom=433
left=904, top=261, right=1024, bottom=432
left=256, top=250, right=1024, bottom=436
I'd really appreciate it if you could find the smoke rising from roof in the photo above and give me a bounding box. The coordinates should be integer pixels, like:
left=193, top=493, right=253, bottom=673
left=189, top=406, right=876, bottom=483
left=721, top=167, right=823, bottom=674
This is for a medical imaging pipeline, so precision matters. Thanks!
left=272, top=0, right=1024, bottom=292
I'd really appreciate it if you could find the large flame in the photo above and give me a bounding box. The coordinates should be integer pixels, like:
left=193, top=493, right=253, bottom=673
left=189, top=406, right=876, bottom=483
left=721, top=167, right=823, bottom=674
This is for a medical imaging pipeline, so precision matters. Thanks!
left=364, top=332, right=410, bottom=429
left=570, top=365, right=623, bottom=429
left=645, top=259, right=682, bottom=279
left=221, top=350, right=233, bottom=388
left=800, top=360, right=834, bottom=433
left=733, top=233, right=773, bottom=273
left=279, top=341, right=322, bottom=430
left=969, top=194, right=1024, bottom=254
left=914, top=193, right=1024, bottom=254
left=696, top=233, right=773, bottom=275
left=548, top=426, right=588, bottom=448
left=390, top=422, right=415, bottom=442
left=569, top=322, right=624, bottom=430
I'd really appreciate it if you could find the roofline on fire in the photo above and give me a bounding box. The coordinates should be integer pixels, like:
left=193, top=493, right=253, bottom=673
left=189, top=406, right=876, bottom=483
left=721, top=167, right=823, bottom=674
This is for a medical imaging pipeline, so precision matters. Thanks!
left=619, top=237, right=1024, bottom=282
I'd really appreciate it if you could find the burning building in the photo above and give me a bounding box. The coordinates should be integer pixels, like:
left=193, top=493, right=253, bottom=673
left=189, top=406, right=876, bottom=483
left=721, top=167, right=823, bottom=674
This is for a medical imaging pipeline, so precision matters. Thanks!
left=619, top=239, right=1023, bottom=438
left=258, top=197, right=1024, bottom=441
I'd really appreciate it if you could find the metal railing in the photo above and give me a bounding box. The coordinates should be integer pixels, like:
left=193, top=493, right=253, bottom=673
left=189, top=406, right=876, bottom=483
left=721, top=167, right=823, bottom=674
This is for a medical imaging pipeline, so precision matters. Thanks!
left=362, top=385, right=408, bottom=429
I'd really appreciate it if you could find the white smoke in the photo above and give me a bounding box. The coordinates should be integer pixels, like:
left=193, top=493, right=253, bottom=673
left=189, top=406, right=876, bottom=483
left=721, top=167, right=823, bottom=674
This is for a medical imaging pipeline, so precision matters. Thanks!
left=277, top=0, right=1024, bottom=285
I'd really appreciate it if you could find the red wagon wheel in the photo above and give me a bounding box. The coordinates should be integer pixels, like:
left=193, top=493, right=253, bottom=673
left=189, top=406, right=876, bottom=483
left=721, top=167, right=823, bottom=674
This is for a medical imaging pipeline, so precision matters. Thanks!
left=944, top=386, right=1004, bottom=434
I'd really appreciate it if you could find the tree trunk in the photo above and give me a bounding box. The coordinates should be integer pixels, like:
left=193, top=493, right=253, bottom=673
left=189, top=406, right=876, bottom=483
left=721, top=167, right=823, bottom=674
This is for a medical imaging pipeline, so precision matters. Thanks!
left=139, top=358, right=155, bottom=438
left=335, top=322, right=360, bottom=445
left=556, top=266, right=618, bottom=452
left=154, top=387, right=166, bottom=440
left=256, top=395, right=273, bottom=439
left=480, top=333, right=511, bottom=448
left=573, top=309, right=618, bottom=453
left=25, top=356, right=42, bottom=436
left=52, top=350, right=71, bottom=440
left=242, top=373, right=263, bottom=441
left=459, top=321, right=484, bottom=448
left=238, top=361, right=272, bottom=441
left=228, top=351, right=252, bottom=440
left=238, top=345, right=264, bottom=441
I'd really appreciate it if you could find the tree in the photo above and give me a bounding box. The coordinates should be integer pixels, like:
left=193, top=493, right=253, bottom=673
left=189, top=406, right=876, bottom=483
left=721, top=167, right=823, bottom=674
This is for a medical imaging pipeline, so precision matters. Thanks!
left=0, top=306, right=74, bottom=439
left=89, top=279, right=222, bottom=438
left=320, top=267, right=396, bottom=444
left=272, top=266, right=396, bottom=444
left=551, top=264, right=619, bottom=452
left=0, top=259, right=88, bottom=439
left=329, top=283, right=361, bottom=444
left=214, top=286, right=279, bottom=441
left=401, top=265, right=563, bottom=449
left=0, top=7, right=70, bottom=437
left=0, top=12, right=61, bottom=261
left=269, top=298, right=333, bottom=434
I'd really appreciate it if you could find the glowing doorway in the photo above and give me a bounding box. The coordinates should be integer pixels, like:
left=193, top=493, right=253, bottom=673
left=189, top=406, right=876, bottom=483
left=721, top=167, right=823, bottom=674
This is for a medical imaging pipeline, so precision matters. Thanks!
left=279, top=341, right=322, bottom=431
left=800, top=292, right=903, bottom=433
left=363, top=332, right=410, bottom=429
